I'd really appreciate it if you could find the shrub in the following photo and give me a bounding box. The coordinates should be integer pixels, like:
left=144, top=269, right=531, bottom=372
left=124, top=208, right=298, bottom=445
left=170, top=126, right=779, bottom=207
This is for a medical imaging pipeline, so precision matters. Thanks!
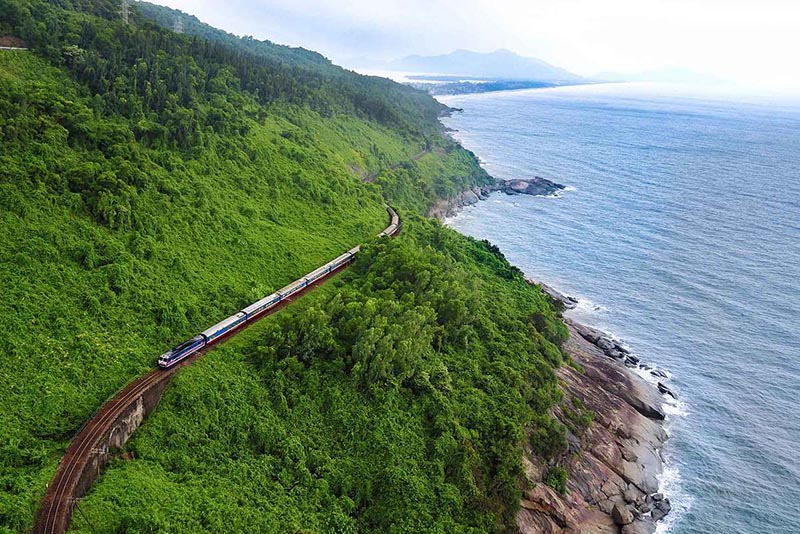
left=544, top=466, right=569, bottom=494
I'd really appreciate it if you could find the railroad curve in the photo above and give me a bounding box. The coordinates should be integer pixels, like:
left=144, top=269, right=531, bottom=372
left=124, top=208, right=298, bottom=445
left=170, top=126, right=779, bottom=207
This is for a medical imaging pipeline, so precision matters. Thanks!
left=33, top=206, right=401, bottom=534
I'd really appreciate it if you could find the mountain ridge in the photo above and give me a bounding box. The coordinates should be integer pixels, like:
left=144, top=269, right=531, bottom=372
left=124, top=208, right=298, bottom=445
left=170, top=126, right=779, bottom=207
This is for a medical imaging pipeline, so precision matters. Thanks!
left=389, top=48, right=582, bottom=82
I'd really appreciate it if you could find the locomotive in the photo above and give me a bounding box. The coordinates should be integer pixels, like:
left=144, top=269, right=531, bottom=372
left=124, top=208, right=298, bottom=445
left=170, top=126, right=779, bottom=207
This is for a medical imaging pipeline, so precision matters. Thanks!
left=158, top=206, right=400, bottom=368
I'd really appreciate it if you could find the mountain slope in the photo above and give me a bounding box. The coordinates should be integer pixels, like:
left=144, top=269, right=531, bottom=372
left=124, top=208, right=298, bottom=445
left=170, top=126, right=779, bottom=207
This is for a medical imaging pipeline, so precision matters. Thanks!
left=0, top=2, right=569, bottom=532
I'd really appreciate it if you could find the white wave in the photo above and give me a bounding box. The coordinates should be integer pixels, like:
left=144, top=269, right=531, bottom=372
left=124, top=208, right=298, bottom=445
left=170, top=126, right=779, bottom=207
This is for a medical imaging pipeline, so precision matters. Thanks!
left=565, top=295, right=609, bottom=324
left=546, top=185, right=575, bottom=199
left=654, top=461, right=693, bottom=534
left=662, top=398, right=690, bottom=418
left=553, top=281, right=689, bottom=532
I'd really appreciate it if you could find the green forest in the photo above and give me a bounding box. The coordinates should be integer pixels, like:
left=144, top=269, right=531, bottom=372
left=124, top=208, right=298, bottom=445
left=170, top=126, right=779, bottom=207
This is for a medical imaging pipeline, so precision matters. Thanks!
left=0, top=1, right=569, bottom=532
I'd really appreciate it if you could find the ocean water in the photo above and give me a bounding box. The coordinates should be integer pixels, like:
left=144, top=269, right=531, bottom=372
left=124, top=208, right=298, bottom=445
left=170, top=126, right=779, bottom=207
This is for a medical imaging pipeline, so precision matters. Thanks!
left=440, top=84, right=800, bottom=533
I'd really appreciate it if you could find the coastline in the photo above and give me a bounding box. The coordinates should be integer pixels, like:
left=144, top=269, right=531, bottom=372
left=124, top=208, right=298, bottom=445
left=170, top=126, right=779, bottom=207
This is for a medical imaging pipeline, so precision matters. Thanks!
left=435, top=187, right=673, bottom=533
left=518, top=318, right=669, bottom=534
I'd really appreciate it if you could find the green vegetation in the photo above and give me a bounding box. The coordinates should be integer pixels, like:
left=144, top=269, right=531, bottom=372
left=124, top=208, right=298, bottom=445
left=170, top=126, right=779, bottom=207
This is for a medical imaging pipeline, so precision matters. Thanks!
left=0, top=0, right=565, bottom=532
left=544, top=466, right=569, bottom=495
left=562, top=396, right=595, bottom=438
left=71, top=219, right=567, bottom=533
left=528, top=414, right=568, bottom=462
left=377, top=147, right=492, bottom=214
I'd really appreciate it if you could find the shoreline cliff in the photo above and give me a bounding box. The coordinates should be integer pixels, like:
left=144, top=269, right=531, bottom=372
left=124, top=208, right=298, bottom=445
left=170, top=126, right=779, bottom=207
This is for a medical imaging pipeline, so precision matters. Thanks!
left=434, top=183, right=673, bottom=533
left=518, top=316, right=670, bottom=534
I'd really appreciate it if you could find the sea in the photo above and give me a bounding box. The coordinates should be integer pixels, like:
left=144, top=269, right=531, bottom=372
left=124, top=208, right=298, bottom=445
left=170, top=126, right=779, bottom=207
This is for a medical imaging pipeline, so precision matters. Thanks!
left=439, top=83, right=800, bottom=533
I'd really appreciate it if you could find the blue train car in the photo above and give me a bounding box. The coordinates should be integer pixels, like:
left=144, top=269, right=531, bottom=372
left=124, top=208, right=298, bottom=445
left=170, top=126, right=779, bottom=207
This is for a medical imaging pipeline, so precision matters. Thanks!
left=157, top=207, right=399, bottom=369
left=201, top=311, right=247, bottom=344
left=241, top=293, right=281, bottom=319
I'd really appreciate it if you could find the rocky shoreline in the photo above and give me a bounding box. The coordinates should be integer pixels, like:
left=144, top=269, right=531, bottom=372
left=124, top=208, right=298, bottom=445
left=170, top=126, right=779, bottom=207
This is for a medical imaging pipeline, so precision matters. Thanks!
left=517, top=287, right=673, bottom=534
left=436, top=177, right=674, bottom=532
left=427, top=176, right=565, bottom=219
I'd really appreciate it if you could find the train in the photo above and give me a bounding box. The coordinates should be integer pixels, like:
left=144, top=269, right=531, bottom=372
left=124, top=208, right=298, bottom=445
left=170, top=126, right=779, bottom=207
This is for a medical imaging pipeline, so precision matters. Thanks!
left=157, top=207, right=400, bottom=368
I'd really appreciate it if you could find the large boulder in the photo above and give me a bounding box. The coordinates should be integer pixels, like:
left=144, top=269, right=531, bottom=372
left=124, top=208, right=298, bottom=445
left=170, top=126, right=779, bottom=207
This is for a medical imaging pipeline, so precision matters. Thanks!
left=656, top=497, right=671, bottom=514
left=652, top=508, right=667, bottom=521
left=597, top=338, right=615, bottom=351
left=498, top=176, right=565, bottom=197
left=612, top=503, right=634, bottom=526
left=657, top=383, right=677, bottom=398
left=460, top=190, right=480, bottom=206
left=622, top=520, right=657, bottom=534
left=623, top=487, right=642, bottom=504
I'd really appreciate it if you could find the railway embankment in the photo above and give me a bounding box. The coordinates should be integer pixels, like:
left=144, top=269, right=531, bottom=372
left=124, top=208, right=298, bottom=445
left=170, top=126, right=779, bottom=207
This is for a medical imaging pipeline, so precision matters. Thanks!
left=33, top=207, right=400, bottom=534
left=34, top=369, right=175, bottom=534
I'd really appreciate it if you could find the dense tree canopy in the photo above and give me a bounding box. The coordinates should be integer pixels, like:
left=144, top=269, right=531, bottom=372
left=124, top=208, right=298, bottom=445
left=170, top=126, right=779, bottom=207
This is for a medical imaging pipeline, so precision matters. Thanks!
left=72, top=219, right=568, bottom=533
left=0, top=0, right=446, bottom=149
left=0, top=1, right=561, bottom=532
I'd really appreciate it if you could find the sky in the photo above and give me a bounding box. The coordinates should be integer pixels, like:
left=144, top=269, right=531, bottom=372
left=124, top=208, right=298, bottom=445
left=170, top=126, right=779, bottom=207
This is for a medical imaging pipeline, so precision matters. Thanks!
left=150, top=0, right=800, bottom=89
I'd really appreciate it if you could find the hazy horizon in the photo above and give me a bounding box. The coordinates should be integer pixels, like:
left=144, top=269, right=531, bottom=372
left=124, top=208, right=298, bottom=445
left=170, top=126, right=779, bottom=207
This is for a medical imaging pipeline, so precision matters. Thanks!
left=148, top=0, right=799, bottom=92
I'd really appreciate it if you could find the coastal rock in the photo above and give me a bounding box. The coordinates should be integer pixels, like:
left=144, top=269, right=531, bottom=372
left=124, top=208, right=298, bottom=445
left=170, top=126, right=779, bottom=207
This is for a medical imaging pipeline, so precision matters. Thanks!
left=615, top=343, right=630, bottom=355
left=612, top=503, right=634, bottom=525
left=459, top=189, right=480, bottom=206
left=621, top=447, right=638, bottom=462
left=657, top=383, right=676, bottom=399
left=517, top=321, right=669, bottom=533
left=518, top=483, right=571, bottom=530
left=656, top=498, right=671, bottom=513
left=426, top=176, right=566, bottom=220
left=623, top=391, right=665, bottom=421
left=624, top=487, right=643, bottom=504
left=622, top=520, right=657, bottom=534
left=566, top=431, right=582, bottom=454
left=535, top=281, right=579, bottom=310
left=572, top=322, right=604, bottom=344
left=521, top=455, right=545, bottom=483
left=598, top=498, right=615, bottom=514
left=650, top=369, right=668, bottom=378
left=597, top=338, right=615, bottom=351
left=497, top=176, right=565, bottom=197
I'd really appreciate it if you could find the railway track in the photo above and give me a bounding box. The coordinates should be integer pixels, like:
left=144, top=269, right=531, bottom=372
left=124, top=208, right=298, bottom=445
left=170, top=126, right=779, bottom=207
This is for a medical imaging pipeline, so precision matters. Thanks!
left=33, top=207, right=401, bottom=534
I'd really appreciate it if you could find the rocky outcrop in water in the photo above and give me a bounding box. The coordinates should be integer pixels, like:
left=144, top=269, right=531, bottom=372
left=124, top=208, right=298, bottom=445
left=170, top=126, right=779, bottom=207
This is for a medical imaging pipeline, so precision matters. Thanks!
left=427, top=176, right=566, bottom=219
left=535, top=281, right=579, bottom=310
left=497, top=177, right=565, bottom=197
left=517, top=319, right=670, bottom=533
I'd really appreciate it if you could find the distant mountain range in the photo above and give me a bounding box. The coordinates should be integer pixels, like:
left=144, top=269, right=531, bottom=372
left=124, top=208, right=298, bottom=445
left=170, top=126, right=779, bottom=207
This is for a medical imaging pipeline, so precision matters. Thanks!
left=354, top=50, right=718, bottom=96
left=384, top=49, right=583, bottom=83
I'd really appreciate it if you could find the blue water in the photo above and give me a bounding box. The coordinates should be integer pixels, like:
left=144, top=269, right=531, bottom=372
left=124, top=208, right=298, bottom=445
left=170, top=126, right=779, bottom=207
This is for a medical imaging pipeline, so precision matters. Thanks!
left=440, top=83, right=800, bottom=534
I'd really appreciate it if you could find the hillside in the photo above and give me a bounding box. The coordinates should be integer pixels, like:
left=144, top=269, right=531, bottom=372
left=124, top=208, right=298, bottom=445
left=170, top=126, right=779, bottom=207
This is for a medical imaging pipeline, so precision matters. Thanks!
left=0, top=1, right=569, bottom=533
